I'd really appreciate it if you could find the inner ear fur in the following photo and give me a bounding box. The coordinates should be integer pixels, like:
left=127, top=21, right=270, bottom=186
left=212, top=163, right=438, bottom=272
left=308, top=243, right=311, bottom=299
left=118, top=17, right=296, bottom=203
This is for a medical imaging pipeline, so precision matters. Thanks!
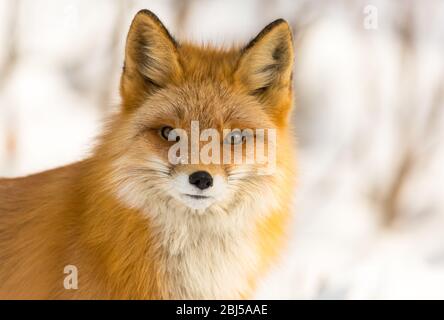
left=235, top=19, right=294, bottom=97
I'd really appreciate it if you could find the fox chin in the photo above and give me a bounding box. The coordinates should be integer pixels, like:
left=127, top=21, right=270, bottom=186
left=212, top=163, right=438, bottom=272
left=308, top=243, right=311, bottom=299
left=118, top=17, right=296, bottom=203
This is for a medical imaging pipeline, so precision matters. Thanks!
left=0, top=9, right=297, bottom=299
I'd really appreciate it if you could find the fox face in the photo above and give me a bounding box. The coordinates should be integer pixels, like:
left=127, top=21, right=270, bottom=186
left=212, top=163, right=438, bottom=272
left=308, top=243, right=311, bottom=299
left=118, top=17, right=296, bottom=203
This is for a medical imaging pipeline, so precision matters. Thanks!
left=104, top=10, right=295, bottom=216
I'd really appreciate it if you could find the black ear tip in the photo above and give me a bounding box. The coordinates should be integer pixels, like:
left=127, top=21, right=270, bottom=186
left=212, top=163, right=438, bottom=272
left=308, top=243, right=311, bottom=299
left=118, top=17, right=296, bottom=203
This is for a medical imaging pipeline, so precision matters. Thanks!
left=243, top=18, right=292, bottom=52
left=262, top=18, right=293, bottom=43
left=270, top=18, right=289, bottom=27
left=263, top=18, right=291, bottom=33
left=130, top=9, right=178, bottom=47
left=136, top=9, right=159, bottom=19
left=134, top=9, right=164, bottom=26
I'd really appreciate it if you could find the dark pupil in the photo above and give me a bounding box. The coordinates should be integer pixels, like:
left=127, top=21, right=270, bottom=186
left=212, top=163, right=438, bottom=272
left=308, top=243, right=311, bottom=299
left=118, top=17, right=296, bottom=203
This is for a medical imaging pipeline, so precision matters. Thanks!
left=163, top=127, right=180, bottom=141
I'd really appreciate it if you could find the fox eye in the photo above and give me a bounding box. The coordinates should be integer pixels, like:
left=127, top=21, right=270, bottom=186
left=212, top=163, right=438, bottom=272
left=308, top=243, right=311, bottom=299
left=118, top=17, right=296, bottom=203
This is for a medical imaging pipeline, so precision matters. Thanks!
left=160, top=126, right=180, bottom=141
left=224, top=130, right=245, bottom=145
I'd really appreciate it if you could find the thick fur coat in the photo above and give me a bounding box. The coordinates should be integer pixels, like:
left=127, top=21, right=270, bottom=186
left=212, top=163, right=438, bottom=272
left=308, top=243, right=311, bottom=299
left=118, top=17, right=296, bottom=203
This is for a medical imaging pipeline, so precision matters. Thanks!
left=0, top=10, right=296, bottom=299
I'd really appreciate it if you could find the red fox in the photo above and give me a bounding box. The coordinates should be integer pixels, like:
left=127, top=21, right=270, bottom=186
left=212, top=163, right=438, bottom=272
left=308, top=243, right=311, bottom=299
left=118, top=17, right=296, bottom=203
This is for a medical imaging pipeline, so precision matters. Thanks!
left=0, top=10, right=296, bottom=299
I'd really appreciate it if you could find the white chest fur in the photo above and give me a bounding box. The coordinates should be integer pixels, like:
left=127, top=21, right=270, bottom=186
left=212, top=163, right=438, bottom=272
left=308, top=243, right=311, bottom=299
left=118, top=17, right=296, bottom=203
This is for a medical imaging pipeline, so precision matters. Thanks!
left=148, top=201, right=260, bottom=299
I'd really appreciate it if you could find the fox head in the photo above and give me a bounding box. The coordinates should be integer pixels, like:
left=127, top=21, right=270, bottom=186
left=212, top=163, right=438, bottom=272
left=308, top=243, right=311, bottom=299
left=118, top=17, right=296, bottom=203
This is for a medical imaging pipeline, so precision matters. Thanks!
left=100, top=10, right=295, bottom=215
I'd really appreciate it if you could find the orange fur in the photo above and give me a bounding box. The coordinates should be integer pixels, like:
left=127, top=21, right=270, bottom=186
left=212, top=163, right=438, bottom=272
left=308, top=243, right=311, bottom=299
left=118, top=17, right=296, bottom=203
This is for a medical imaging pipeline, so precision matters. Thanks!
left=0, top=10, right=296, bottom=299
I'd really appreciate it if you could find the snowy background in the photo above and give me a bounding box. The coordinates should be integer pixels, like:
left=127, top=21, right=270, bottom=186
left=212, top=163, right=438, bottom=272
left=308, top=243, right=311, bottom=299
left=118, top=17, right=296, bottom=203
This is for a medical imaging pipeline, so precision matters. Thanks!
left=1, top=0, right=444, bottom=299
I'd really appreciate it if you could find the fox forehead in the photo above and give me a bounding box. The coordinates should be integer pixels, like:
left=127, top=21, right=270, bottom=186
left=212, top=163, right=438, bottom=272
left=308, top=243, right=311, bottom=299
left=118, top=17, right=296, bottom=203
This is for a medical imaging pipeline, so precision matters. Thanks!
left=177, top=44, right=241, bottom=83
left=135, top=81, right=275, bottom=130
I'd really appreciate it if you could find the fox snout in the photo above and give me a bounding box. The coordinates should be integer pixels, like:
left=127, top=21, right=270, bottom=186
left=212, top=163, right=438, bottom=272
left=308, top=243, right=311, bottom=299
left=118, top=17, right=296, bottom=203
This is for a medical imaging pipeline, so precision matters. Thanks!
left=162, top=165, right=229, bottom=211
left=188, top=171, right=213, bottom=190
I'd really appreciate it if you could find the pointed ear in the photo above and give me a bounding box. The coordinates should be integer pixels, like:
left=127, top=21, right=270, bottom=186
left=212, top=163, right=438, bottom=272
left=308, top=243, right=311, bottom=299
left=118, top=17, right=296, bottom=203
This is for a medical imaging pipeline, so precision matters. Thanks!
left=120, top=10, right=182, bottom=110
left=235, top=19, right=294, bottom=100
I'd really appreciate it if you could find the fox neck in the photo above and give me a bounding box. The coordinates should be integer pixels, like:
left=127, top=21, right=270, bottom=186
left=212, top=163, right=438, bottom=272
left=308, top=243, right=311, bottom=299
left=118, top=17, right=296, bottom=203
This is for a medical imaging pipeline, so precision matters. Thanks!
left=144, top=200, right=260, bottom=299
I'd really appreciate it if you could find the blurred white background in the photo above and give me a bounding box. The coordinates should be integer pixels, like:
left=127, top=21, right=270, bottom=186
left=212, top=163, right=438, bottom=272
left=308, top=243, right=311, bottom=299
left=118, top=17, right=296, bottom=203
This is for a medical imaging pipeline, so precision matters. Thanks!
left=1, top=0, right=444, bottom=299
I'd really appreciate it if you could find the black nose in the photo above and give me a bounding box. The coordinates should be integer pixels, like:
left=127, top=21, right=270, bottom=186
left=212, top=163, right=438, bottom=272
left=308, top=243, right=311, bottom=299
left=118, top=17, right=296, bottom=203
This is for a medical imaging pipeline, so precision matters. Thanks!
left=189, top=171, right=213, bottom=190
